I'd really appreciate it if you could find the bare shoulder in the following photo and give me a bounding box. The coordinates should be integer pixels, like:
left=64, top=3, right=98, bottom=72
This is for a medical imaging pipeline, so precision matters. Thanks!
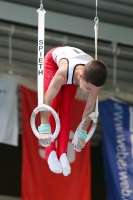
left=57, top=58, right=68, bottom=78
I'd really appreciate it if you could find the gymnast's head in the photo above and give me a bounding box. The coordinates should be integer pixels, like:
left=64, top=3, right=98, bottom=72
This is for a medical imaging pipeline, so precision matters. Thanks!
left=79, top=60, right=108, bottom=95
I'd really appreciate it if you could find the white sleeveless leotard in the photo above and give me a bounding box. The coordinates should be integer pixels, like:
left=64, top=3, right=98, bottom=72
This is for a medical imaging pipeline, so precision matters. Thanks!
left=52, top=46, right=93, bottom=85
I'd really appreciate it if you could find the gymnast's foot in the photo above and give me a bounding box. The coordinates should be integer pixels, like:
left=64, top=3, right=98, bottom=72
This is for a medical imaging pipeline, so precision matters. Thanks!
left=47, top=151, right=62, bottom=174
left=59, top=153, right=71, bottom=176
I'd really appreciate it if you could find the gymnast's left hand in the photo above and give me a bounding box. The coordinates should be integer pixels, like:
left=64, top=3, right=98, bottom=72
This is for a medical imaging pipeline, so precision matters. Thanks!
left=73, top=138, right=86, bottom=152
left=39, top=133, right=52, bottom=147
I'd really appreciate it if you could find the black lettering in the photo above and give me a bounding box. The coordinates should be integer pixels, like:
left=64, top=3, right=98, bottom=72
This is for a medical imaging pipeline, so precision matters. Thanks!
left=73, top=49, right=81, bottom=54
left=40, top=52, right=42, bottom=57
left=39, top=58, right=43, bottom=63
left=39, top=40, right=43, bottom=45
left=39, top=46, right=43, bottom=51
left=39, top=64, right=43, bottom=69
left=38, top=70, right=43, bottom=75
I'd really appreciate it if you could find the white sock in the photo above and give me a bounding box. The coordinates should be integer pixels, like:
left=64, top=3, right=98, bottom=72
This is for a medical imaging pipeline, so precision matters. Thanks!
left=59, top=153, right=71, bottom=176
left=47, top=151, right=62, bottom=174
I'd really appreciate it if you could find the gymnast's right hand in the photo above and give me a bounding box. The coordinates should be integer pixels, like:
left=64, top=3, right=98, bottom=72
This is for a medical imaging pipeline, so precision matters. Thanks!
left=38, top=124, right=52, bottom=147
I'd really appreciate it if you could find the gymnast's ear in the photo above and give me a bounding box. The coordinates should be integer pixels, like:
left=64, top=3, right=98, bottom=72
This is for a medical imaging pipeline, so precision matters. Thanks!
left=79, top=72, right=83, bottom=79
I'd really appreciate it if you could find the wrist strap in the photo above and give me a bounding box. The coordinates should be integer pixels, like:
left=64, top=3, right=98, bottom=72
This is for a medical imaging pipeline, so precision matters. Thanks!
left=78, top=130, right=87, bottom=140
left=38, top=124, right=51, bottom=133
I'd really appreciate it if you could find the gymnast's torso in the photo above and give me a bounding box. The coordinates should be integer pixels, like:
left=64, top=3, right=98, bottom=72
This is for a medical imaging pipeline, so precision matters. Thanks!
left=52, top=46, right=93, bottom=85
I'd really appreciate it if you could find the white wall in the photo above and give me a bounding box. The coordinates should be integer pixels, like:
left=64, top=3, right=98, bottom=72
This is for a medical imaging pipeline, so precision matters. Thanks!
left=0, top=1, right=133, bottom=46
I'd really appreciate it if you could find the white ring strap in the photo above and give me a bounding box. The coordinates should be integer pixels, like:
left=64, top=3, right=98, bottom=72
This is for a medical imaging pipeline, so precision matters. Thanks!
left=73, top=1, right=99, bottom=145
left=30, top=3, right=60, bottom=140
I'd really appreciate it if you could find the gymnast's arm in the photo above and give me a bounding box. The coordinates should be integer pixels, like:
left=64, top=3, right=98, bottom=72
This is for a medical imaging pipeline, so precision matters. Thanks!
left=75, top=93, right=98, bottom=151
left=39, top=60, right=67, bottom=144
left=82, top=93, right=97, bottom=130
left=40, top=59, right=67, bottom=124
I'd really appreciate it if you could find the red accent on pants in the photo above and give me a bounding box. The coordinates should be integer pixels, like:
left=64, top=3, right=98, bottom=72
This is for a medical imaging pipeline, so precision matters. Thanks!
left=44, top=47, right=77, bottom=160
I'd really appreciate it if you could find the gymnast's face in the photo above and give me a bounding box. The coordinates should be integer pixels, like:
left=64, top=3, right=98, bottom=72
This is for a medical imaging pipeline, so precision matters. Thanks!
left=79, top=78, right=102, bottom=95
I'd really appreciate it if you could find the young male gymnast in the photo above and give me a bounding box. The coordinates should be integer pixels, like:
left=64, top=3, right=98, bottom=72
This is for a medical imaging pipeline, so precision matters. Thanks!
left=38, top=46, right=108, bottom=176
